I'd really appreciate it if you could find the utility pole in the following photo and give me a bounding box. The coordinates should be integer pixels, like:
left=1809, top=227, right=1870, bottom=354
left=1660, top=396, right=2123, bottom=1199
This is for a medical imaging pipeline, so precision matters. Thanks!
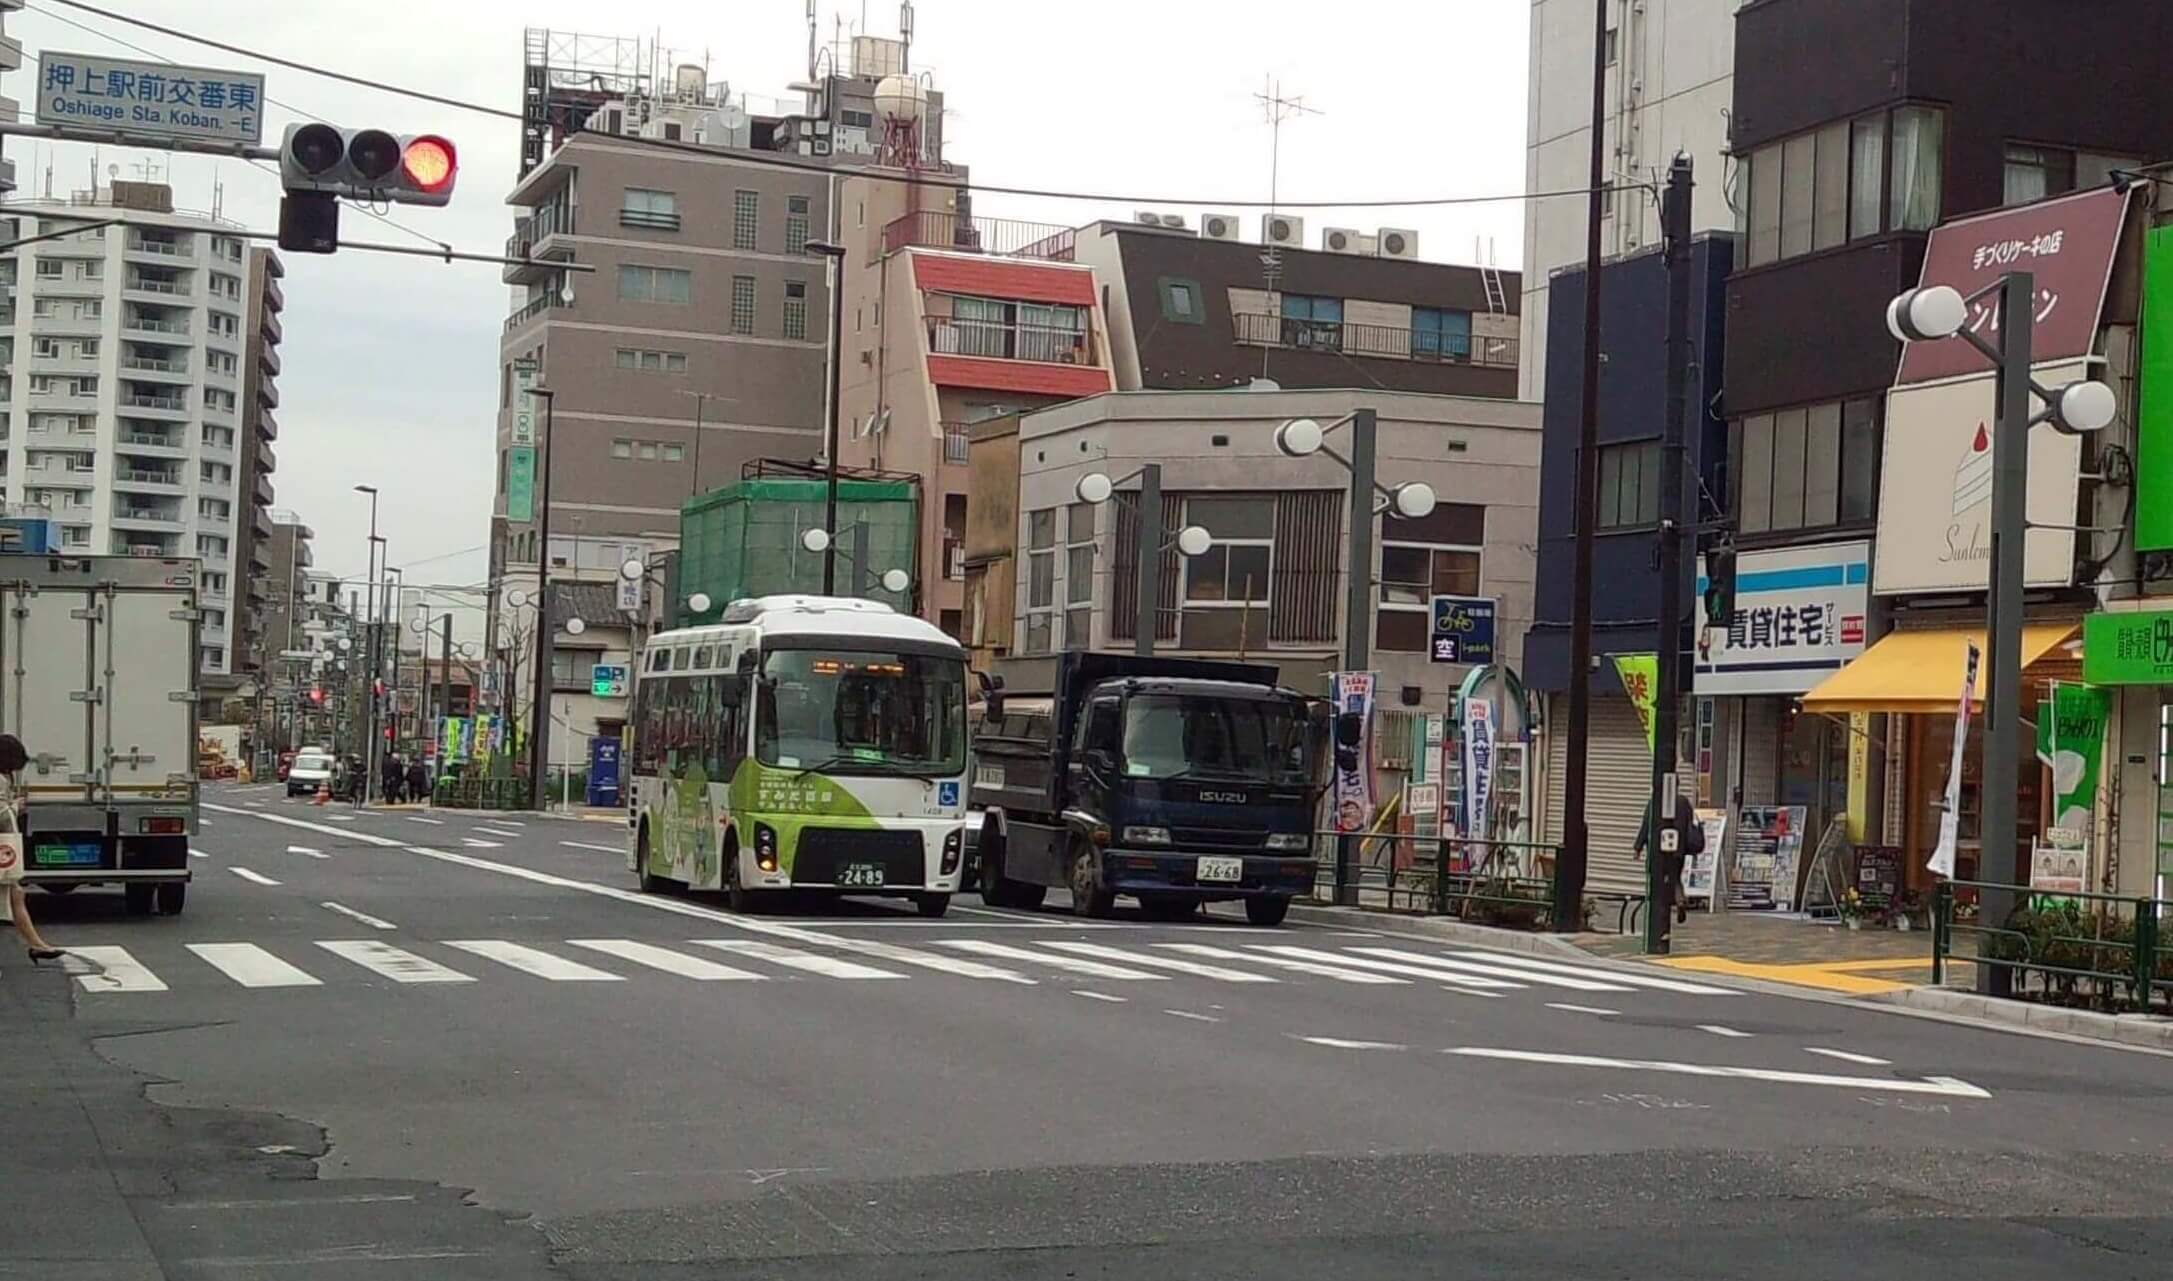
left=1555, top=0, right=1610, bottom=931
left=807, top=241, right=849, bottom=594
left=1135, top=463, right=1162, bottom=657
left=529, top=389, right=557, bottom=810
left=1978, top=271, right=2034, bottom=995
left=1648, top=154, right=1694, bottom=954
left=1334, top=409, right=1378, bottom=908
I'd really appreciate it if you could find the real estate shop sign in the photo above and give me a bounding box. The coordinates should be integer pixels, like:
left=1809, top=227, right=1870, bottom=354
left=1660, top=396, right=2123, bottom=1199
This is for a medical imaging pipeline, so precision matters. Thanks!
left=1695, top=541, right=1869, bottom=695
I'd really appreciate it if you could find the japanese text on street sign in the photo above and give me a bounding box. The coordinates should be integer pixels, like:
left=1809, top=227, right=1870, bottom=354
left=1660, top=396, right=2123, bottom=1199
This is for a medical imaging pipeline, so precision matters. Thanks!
left=590, top=664, right=628, bottom=698
left=36, top=53, right=265, bottom=146
left=511, top=364, right=538, bottom=447
left=1428, top=595, right=1497, bottom=665
left=506, top=447, right=536, bottom=523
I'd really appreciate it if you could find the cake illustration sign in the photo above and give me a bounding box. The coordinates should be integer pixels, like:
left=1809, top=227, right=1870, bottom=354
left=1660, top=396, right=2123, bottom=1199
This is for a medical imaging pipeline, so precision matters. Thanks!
left=1943, top=420, right=1996, bottom=565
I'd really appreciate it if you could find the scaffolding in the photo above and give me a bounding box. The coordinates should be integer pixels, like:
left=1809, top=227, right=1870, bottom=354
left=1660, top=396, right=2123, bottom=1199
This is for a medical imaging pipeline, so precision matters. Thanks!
left=520, top=28, right=652, bottom=177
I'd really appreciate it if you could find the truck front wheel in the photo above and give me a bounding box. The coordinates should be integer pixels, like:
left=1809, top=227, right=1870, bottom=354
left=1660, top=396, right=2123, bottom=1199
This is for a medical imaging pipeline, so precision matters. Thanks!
left=1245, top=895, right=1292, bottom=927
left=1069, top=844, right=1115, bottom=919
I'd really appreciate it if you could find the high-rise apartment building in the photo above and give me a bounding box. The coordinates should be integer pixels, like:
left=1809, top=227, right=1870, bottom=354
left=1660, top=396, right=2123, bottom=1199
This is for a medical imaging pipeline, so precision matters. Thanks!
left=0, top=1, right=22, bottom=195
left=0, top=181, right=276, bottom=683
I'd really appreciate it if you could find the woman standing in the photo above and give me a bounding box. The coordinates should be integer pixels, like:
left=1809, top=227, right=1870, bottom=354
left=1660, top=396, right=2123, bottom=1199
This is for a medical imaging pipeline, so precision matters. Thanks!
left=0, top=734, right=64, bottom=963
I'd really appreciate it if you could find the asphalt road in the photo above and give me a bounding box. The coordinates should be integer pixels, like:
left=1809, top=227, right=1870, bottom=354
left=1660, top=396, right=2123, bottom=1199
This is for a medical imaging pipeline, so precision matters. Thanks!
left=6, top=781, right=2171, bottom=1279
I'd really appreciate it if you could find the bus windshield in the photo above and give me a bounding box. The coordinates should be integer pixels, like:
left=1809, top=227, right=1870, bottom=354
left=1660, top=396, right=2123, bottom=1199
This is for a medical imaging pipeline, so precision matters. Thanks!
left=1120, top=694, right=1310, bottom=784
left=757, top=648, right=968, bottom=775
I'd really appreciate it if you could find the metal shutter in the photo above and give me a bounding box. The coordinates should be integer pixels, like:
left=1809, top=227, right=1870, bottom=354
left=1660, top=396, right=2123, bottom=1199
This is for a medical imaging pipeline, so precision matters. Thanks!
left=1543, top=693, right=1655, bottom=895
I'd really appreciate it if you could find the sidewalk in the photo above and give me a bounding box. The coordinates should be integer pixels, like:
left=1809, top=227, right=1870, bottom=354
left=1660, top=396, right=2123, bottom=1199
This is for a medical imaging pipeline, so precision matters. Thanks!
left=1581, top=909, right=1964, bottom=995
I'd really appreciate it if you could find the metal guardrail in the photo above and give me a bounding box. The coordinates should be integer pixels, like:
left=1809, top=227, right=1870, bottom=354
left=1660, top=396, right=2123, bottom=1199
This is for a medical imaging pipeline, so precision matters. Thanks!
left=432, top=777, right=533, bottom=811
left=1304, top=830, right=1566, bottom=930
left=504, top=293, right=563, bottom=332
left=1932, top=879, right=2170, bottom=1012
left=882, top=209, right=1076, bottom=261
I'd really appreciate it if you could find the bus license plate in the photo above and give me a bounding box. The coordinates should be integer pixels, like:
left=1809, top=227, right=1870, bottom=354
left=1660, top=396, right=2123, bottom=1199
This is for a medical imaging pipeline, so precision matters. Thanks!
left=1196, top=856, right=1244, bottom=884
left=838, top=863, right=886, bottom=887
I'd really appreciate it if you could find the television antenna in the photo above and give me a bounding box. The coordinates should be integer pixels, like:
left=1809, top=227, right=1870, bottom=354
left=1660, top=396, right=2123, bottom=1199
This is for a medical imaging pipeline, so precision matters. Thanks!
left=1254, top=76, right=1320, bottom=376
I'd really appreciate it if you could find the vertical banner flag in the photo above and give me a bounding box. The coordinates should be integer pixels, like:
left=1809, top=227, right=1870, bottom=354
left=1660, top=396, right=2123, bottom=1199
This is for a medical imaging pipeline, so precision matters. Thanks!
left=1462, top=696, right=1495, bottom=846
left=1928, top=642, right=1981, bottom=879
left=1612, top=653, right=1660, bottom=752
left=511, top=364, right=538, bottom=446
left=1331, top=672, right=1378, bottom=834
left=2033, top=681, right=2109, bottom=892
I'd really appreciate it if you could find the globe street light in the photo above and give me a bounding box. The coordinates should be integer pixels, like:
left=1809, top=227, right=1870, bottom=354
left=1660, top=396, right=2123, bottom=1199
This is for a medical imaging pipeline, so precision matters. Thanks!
left=799, top=526, right=912, bottom=601
left=1072, top=466, right=1215, bottom=656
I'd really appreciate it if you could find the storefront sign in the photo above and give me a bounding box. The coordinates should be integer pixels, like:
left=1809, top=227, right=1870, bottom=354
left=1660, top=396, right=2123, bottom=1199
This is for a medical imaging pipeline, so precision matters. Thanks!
left=1428, top=595, right=1497, bottom=665
left=1331, top=672, right=1377, bottom=834
left=1611, top=653, right=1659, bottom=752
left=1874, top=360, right=2088, bottom=596
left=2136, top=228, right=2173, bottom=550
left=2081, top=609, right=2173, bottom=685
left=1695, top=542, right=1869, bottom=694
left=2031, top=842, right=2087, bottom=895
left=1928, top=642, right=1980, bottom=879
left=2034, top=682, right=2108, bottom=878
left=1897, top=186, right=2130, bottom=386
left=1845, top=711, right=1872, bottom=844
left=1728, top=805, right=1807, bottom=911
left=1462, top=697, right=1494, bottom=844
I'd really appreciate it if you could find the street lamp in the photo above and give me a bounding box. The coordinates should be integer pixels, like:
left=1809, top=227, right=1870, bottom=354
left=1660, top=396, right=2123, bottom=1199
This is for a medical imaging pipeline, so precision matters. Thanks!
left=799, top=526, right=913, bottom=597
left=1070, top=465, right=1215, bottom=656
left=1886, top=273, right=2118, bottom=998
left=1270, top=408, right=1437, bottom=907
left=805, top=239, right=850, bottom=594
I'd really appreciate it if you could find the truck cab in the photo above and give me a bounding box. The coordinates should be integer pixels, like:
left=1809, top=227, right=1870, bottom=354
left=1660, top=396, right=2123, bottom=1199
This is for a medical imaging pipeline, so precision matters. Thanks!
left=972, top=653, right=1326, bottom=925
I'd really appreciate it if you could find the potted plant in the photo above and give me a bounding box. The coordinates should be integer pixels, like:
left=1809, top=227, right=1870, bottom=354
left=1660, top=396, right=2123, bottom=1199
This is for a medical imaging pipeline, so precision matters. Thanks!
left=1839, top=888, right=1868, bottom=930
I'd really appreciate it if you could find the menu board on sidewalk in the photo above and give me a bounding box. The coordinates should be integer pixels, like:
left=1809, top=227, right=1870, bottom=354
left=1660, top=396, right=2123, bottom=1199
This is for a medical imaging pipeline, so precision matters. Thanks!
left=1728, top=805, right=1808, bottom=911
left=1687, top=809, right=1728, bottom=902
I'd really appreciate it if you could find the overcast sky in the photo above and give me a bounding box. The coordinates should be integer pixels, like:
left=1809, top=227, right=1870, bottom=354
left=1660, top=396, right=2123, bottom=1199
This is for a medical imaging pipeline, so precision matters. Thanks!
left=10, top=0, right=1528, bottom=594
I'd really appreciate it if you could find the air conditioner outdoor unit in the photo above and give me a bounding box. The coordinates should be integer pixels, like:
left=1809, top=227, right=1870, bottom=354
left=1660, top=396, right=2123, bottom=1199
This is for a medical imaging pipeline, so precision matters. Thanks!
left=1322, top=227, right=1376, bottom=256
left=1134, top=211, right=1164, bottom=226
left=1200, top=212, right=1242, bottom=242
left=1158, top=213, right=1188, bottom=230
left=1260, top=213, right=1304, bottom=248
left=1376, top=227, right=1419, bottom=260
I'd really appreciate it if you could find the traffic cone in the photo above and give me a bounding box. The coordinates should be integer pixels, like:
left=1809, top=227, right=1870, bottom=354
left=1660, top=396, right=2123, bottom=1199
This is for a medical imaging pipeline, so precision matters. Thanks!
left=313, top=782, right=329, bottom=806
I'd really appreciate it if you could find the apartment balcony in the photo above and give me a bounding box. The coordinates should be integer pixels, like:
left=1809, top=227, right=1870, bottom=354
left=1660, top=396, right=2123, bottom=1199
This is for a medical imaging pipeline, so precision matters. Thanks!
left=121, top=355, right=191, bottom=381
left=883, top=210, right=1075, bottom=262
left=31, top=312, right=102, bottom=335
left=118, top=428, right=187, bottom=456
left=942, top=421, right=971, bottom=465
left=122, top=313, right=189, bottom=338
left=255, top=380, right=278, bottom=410
left=114, top=467, right=185, bottom=494
left=926, top=317, right=1091, bottom=366
left=504, top=292, right=565, bottom=333
left=34, top=274, right=106, bottom=297
left=25, top=462, right=96, bottom=488
left=259, top=309, right=281, bottom=344
left=257, top=344, right=280, bottom=377
left=25, top=390, right=98, bottom=414
left=116, top=536, right=181, bottom=558
left=503, top=207, right=576, bottom=285
left=121, top=392, right=189, bottom=418
left=125, top=236, right=192, bottom=261
left=112, top=506, right=183, bottom=529
left=257, top=438, right=276, bottom=473
left=123, top=275, right=190, bottom=301
left=1231, top=311, right=1520, bottom=370
left=256, top=408, right=278, bottom=441
left=264, top=274, right=283, bottom=312
left=253, top=470, right=274, bottom=506
left=31, top=354, right=101, bottom=377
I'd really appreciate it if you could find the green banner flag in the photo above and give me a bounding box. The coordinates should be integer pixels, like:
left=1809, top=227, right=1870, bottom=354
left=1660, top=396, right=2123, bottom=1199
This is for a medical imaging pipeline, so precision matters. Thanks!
left=2034, top=683, right=2109, bottom=848
left=506, top=446, right=537, bottom=523
left=1611, top=653, right=1659, bottom=753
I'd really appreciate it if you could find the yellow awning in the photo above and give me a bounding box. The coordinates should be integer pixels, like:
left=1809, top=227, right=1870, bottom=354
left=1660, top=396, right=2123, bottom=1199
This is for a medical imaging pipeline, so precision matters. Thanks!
left=1797, top=625, right=2078, bottom=716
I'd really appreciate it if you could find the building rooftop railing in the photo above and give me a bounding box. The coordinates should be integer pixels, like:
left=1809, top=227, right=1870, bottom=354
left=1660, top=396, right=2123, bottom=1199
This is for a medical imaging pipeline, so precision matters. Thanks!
left=1232, top=311, right=1519, bottom=370
left=883, top=209, right=1076, bottom=262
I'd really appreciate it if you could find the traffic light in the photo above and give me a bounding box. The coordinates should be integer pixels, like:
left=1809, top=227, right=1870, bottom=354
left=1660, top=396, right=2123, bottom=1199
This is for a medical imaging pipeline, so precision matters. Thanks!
left=308, top=687, right=325, bottom=706
left=1703, top=542, right=1737, bottom=628
left=277, top=123, right=459, bottom=254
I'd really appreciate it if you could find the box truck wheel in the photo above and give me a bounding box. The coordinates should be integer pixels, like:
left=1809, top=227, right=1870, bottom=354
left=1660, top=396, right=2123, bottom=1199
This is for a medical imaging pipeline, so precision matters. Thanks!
left=1244, top=895, right=1292, bottom=927
left=156, top=883, right=186, bottom=915
left=1068, top=841, right=1115, bottom=919
left=124, top=884, right=154, bottom=916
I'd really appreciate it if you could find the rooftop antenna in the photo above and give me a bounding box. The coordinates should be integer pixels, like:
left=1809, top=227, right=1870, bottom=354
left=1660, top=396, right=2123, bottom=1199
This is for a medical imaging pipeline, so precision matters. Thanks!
left=806, top=0, right=818, bottom=82
left=900, top=0, right=915, bottom=72
left=1254, top=76, right=1319, bottom=376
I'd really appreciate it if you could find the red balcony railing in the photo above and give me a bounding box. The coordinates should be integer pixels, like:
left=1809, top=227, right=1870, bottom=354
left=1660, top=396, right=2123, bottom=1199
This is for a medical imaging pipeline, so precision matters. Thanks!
left=884, top=210, right=1076, bottom=261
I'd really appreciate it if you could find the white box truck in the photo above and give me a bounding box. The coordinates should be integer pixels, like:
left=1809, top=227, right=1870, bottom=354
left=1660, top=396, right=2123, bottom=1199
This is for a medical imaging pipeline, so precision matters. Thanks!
left=0, top=555, right=198, bottom=914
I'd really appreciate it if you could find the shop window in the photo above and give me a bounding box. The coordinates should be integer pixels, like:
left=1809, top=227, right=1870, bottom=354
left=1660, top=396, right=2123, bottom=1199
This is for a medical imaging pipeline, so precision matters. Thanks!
left=1597, top=440, right=1660, bottom=529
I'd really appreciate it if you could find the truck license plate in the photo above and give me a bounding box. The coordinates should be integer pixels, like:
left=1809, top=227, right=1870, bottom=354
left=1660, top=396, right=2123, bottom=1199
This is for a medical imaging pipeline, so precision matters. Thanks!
left=838, top=863, right=886, bottom=887
left=34, top=843, right=102, bottom=867
left=1196, top=856, right=1244, bottom=884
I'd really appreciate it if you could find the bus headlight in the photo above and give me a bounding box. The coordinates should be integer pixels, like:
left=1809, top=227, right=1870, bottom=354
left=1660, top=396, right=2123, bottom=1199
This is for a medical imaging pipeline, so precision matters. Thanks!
left=1265, top=833, right=1312, bottom=852
left=754, top=822, right=779, bottom=872
left=941, top=829, right=963, bottom=875
left=1122, top=826, right=1172, bottom=846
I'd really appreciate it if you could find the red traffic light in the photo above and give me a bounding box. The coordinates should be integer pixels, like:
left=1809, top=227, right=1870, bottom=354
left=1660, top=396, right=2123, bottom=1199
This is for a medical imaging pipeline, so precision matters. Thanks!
left=309, top=687, right=324, bottom=705
left=401, top=135, right=456, bottom=193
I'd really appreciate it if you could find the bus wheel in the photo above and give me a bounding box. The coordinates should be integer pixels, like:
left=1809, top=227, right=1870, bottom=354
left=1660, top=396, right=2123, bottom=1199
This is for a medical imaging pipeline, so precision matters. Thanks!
left=914, top=892, right=950, bottom=919
left=724, top=850, right=755, bottom=914
left=635, top=827, right=676, bottom=895
left=1069, top=844, right=1115, bottom=919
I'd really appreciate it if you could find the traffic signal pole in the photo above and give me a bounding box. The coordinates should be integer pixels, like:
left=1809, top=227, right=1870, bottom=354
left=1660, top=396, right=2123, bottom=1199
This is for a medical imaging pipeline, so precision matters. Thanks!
left=1648, top=155, right=1694, bottom=955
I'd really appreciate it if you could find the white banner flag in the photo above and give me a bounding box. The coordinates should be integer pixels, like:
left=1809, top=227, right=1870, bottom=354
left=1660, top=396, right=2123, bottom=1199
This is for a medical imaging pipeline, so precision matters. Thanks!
left=1927, top=641, right=1981, bottom=879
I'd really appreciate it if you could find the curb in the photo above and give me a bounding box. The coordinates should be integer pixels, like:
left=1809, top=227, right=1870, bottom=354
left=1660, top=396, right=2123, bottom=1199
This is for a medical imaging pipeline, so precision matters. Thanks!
left=1281, top=902, right=1595, bottom=960
left=1874, top=985, right=2173, bottom=1051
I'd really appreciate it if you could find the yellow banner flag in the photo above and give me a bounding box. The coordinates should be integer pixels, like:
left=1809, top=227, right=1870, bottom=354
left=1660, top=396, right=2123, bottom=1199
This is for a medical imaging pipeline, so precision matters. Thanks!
left=1611, top=653, right=1659, bottom=753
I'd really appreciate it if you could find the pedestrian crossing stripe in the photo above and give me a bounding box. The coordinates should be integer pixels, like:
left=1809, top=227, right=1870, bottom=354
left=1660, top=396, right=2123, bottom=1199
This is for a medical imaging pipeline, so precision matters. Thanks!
left=58, top=937, right=1745, bottom=998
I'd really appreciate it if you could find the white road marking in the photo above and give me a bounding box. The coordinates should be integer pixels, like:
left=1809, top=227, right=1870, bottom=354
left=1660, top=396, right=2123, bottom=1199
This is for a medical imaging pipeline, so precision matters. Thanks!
left=286, top=845, right=329, bottom=860
left=1161, top=942, right=1405, bottom=985
left=406, top=816, right=446, bottom=826
left=693, top=939, right=903, bottom=979
left=445, top=940, right=625, bottom=982
left=1294, top=1035, right=1407, bottom=1050
left=200, top=819, right=213, bottom=827
left=63, top=946, right=167, bottom=993
left=461, top=838, right=502, bottom=849
left=1254, top=945, right=1519, bottom=990
left=320, top=901, right=397, bottom=930
left=1039, top=940, right=1279, bottom=982
left=1445, top=951, right=1741, bottom=996
left=726, top=930, right=1034, bottom=983
left=244, top=801, right=265, bottom=808
left=1805, top=1047, right=1892, bottom=1066
left=937, top=938, right=1167, bottom=980
left=316, top=940, right=474, bottom=984
left=490, top=819, right=527, bottom=826
left=560, top=840, right=623, bottom=855
left=1350, top=947, right=1633, bottom=993
left=1547, top=1002, right=1621, bottom=1016
left=473, top=827, right=521, bottom=839
left=1162, top=1008, right=1221, bottom=1023
left=1443, top=1047, right=1993, bottom=1098
left=1070, top=989, right=1128, bottom=1003
left=188, top=943, right=322, bottom=988
left=1698, top=1024, right=1754, bottom=1039
left=568, top=939, right=765, bottom=980
left=229, top=867, right=281, bottom=886
left=327, top=814, right=356, bottom=823
left=188, top=847, right=210, bottom=859
left=1438, top=986, right=1508, bottom=999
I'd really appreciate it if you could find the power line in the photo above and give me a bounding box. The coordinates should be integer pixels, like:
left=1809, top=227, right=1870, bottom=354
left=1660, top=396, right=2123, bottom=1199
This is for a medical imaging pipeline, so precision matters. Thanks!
left=42, top=0, right=1618, bottom=212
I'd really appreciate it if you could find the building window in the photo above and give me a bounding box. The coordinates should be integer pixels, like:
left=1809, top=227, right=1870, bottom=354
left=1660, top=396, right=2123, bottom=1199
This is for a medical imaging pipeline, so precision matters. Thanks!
left=1603, top=23, right=1618, bottom=66
left=1278, top=294, right=1344, bottom=350
left=662, top=442, right=684, bottom=463
left=34, top=259, right=60, bottom=278
left=786, top=195, right=811, bottom=255
left=733, top=190, right=759, bottom=250
left=1888, top=105, right=1943, bottom=231
left=617, top=264, right=690, bottom=305
left=612, top=439, right=633, bottom=459
left=1156, top=276, right=1203, bottom=324
left=1729, top=396, right=1881, bottom=535
left=730, top=276, right=757, bottom=334
left=2004, top=144, right=2076, bottom=206
left=783, top=280, right=808, bottom=340
left=620, top=187, right=680, bottom=230
left=1750, top=108, right=1942, bottom=265
left=1181, top=496, right=1273, bottom=607
left=1596, top=441, right=1660, bottom=530
left=638, top=442, right=659, bottom=461
left=1849, top=115, right=1886, bottom=241
left=842, top=108, right=873, bottom=129
left=1024, top=508, right=1057, bottom=653
left=1376, top=505, right=1484, bottom=654
left=1065, top=501, right=1095, bottom=646
left=614, top=348, right=686, bottom=373
left=1411, top=307, right=1473, bottom=361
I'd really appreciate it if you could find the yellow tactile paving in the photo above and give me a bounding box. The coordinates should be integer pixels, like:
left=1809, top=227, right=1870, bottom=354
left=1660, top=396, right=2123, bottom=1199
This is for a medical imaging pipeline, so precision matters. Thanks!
left=1652, top=952, right=1968, bottom=995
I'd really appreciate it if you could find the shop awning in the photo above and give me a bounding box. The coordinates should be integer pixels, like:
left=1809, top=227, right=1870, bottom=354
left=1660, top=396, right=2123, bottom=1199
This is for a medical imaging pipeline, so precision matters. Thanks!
left=1796, top=625, right=2078, bottom=716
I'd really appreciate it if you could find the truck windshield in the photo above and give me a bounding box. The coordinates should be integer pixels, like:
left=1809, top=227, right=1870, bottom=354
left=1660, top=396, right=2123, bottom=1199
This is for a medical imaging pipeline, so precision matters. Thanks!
left=1121, top=694, right=1309, bottom=783
left=756, top=648, right=968, bottom=776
